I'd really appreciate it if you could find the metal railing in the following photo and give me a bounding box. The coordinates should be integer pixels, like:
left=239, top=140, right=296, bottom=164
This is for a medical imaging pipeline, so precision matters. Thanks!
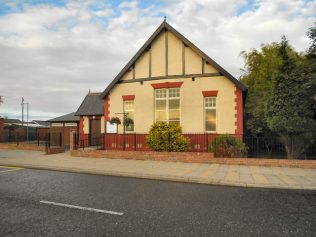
left=0, top=131, right=64, bottom=148
left=72, top=132, right=316, bottom=159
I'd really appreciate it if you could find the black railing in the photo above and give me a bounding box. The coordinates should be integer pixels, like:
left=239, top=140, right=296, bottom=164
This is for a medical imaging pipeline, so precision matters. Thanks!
left=78, top=136, right=104, bottom=150
left=72, top=132, right=316, bottom=159
left=0, top=131, right=65, bottom=148
left=0, top=132, right=48, bottom=146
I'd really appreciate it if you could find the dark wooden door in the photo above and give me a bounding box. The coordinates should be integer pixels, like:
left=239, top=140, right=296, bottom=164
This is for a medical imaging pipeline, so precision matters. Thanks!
left=90, top=119, right=101, bottom=146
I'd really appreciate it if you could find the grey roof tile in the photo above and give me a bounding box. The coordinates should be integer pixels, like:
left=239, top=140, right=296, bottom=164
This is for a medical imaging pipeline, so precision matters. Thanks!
left=47, top=112, right=79, bottom=122
left=75, top=93, right=104, bottom=116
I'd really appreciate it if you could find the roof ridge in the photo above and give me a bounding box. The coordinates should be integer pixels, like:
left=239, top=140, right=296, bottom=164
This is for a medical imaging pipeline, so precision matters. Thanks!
left=88, top=92, right=102, bottom=95
left=100, top=20, right=247, bottom=98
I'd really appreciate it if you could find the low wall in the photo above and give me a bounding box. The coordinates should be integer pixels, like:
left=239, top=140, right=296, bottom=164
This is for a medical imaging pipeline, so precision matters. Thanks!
left=0, top=142, right=45, bottom=152
left=70, top=149, right=316, bottom=168
left=71, top=150, right=214, bottom=163
left=46, top=146, right=65, bottom=155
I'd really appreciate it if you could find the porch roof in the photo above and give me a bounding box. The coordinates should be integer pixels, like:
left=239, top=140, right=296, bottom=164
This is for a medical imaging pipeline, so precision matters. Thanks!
left=75, top=93, right=104, bottom=116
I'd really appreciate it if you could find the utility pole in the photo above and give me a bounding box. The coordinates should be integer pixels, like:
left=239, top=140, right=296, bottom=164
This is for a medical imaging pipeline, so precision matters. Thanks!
left=21, top=97, right=24, bottom=128
left=21, top=98, right=29, bottom=141
left=26, top=102, right=29, bottom=141
left=0, top=96, right=3, bottom=104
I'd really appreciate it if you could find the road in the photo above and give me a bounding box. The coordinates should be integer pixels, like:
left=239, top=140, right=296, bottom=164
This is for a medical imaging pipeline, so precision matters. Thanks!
left=0, top=166, right=315, bottom=236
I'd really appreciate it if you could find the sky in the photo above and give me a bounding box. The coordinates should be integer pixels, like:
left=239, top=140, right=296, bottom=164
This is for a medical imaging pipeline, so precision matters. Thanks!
left=0, top=0, right=315, bottom=121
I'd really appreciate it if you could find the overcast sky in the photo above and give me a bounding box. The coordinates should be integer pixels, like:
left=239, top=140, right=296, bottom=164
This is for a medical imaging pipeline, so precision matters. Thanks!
left=0, top=0, right=315, bottom=121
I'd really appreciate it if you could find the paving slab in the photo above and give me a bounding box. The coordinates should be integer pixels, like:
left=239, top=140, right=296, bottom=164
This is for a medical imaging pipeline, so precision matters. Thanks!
left=0, top=149, right=315, bottom=190
left=239, top=173, right=254, bottom=184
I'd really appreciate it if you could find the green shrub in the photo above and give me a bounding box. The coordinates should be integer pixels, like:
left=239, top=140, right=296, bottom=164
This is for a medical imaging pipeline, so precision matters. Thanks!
left=146, top=122, right=189, bottom=152
left=209, top=135, right=248, bottom=158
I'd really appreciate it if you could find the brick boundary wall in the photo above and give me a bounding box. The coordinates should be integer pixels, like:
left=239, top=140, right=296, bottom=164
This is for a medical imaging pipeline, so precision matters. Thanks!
left=0, top=143, right=45, bottom=152
left=70, top=149, right=316, bottom=168
left=71, top=150, right=214, bottom=163
left=46, top=146, right=66, bottom=155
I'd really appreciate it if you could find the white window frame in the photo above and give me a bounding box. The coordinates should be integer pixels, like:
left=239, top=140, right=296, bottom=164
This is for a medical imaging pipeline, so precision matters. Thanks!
left=123, top=100, right=134, bottom=132
left=204, top=96, right=217, bottom=133
left=154, top=88, right=180, bottom=124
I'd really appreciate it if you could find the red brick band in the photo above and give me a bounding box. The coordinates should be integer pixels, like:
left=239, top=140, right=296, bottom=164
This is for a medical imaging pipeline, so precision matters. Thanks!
left=151, top=82, right=183, bottom=89
left=122, top=95, right=136, bottom=101
left=202, top=90, right=218, bottom=97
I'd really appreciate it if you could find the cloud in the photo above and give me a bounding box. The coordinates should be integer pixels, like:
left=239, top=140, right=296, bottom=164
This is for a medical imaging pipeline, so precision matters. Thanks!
left=0, top=0, right=315, bottom=120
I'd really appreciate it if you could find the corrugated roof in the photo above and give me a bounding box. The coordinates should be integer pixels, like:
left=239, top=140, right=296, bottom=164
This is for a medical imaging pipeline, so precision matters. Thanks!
left=47, top=112, right=79, bottom=122
left=75, top=93, right=104, bottom=116
left=100, top=20, right=247, bottom=99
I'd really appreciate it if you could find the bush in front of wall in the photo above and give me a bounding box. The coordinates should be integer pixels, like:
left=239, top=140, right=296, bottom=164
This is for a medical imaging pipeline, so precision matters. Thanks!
left=146, top=121, right=189, bottom=152
left=209, top=135, right=248, bottom=158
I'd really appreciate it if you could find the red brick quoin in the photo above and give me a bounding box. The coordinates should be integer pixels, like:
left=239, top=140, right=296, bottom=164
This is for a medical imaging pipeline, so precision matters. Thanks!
left=235, top=87, right=243, bottom=135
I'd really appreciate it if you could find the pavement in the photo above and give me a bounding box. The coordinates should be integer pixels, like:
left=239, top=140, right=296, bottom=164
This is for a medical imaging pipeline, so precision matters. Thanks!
left=0, top=149, right=315, bottom=190
left=1, top=167, right=315, bottom=236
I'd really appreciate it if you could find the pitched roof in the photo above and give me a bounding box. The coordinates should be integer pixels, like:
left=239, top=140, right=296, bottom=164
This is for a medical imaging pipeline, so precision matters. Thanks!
left=75, top=93, right=104, bottom=116
left=47, top=112, right=79, bottom=122
left=4, top=118, right=21, bottom=124
left=33, top=120, right=50, bottom=127
left=100, top=20, right=247, bottom=98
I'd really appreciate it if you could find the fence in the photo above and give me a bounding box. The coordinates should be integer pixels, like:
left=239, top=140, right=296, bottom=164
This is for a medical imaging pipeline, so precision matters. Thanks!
left=0, top=131, right=65, bottom=149
left=75, top=132, right=316, bottom=159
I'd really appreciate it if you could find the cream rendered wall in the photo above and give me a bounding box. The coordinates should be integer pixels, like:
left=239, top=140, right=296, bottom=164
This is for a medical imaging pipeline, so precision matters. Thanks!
left=135, top=51, right=149, bottom=79
left=121, top=70, right=133, bottom=80
left=180, top=76, right=236, bottom=133
left=109, top=77, right=236, bottom=134
left=83, top=116, right=89, bottom=134
left=204, top=62, right=218, bottom=73
left=121, top=69, right=133, bottom=80
left=151, top=32, right=166, bottom=77
left=168, top=32, right=182, bottom=75
left=101, top=116, right=105, bottom=133
left=185, top=46, right=202, bottom=74
left=109, top=82, right=154, bottom=134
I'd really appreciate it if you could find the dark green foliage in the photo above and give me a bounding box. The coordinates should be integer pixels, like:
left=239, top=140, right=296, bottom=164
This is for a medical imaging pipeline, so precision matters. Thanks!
left=146, top=122, right=189, bottom=152
left=240, top=40, right=300, bottom=136
left=266, top=37, right=316, bottom=159
left=209, top=135, right=248, bottom=158
left=109, top=117, right=121, bottom=125
left=307, top=22, right=316, bottom=57
left=240, top=43, right=283, bottom=135
left=123, top=117, right=134, bottom=127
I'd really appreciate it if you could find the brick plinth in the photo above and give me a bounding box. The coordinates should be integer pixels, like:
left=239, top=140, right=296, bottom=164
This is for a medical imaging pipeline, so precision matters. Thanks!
left=70, top=149, right=316, bottom=168
left=71, top=150, right=214, bottom=163
left=46, top=146, right=65, bottom=155
left=0, top=143, right=45, bottom=152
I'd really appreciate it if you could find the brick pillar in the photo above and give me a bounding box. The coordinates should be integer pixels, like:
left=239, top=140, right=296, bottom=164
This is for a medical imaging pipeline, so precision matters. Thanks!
left=70, top=131, right=75, bottom=151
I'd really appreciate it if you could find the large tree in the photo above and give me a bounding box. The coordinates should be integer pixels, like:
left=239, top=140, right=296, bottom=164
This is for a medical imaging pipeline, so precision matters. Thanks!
left=240, top=43, right=285, bottom=135
left=266, top=37, right=316, bottom=159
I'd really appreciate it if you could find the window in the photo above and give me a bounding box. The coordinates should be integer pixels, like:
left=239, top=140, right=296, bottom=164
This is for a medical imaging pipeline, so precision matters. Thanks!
left=204, top=97, right=216, bottom=132
left=124, top=100, right=134, bottom=132
left=155, top=88, right=180, bottom=124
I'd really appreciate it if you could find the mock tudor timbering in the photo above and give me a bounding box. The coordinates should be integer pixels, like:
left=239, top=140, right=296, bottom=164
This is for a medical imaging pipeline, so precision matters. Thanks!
left=75, top=20, right=247, bottom=137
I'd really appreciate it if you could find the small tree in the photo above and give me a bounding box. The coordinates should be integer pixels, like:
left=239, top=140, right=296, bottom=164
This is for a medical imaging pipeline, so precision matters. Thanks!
left=146, top=121, right=189, bottom=152
left=266, top=37, right=316, bottom=159
left=209, top=135, right=248, bottom=158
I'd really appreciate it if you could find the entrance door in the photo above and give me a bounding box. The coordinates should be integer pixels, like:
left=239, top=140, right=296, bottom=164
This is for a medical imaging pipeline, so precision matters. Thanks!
left=90, top=119, right=101, bottom=146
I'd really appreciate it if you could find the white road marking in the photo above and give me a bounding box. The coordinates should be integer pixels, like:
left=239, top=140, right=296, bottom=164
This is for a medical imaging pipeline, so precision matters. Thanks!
left=0, top=167, right=24, bottom=175
left=40, top=200, right=124, bottom=216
